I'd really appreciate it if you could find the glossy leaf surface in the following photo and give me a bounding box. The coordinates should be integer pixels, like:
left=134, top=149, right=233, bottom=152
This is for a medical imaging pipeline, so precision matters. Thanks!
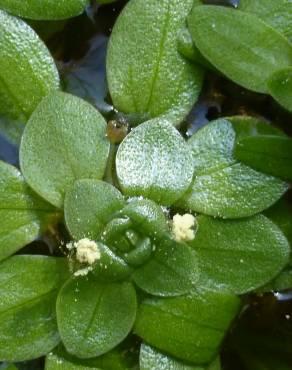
left=0, top=0, right=88, bottom=20
left=188, top=5, right=292, bottom=93
left=181, top=119, right=288, bottom=218
left=65, top=179, right=125, bottom=240
left=116, top=119, right=193, bottom=206
left=134, top=291, right=240, bottom=364
left=235, top=135, right=292, bottom=182
left=0, top=256, right=69, bottom=361
left=20, top=92, right=109, bottom=208
left=189, top=215, right=290, bottom=294
left=268, top=67, right=292, bottom=112
left=140, top=343, right=221, bottom=370
left=57, top=278, right=137, bottom=358
left=0, top=161, right=56, bottom=261
left=0, top=10, right=59, bottom=121
left=107, top=0, right=203, bottom=125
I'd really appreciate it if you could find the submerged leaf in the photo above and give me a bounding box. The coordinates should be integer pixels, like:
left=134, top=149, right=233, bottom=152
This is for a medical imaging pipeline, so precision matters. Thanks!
left=116, top=119, right=193, bottom=206
left=134, top=290, right=240, bottom=364
left=0, top=0, right=89, bottom=20
left=268, top=67, right=292, bottom=112
left=0, top=161, right=57, bottom=261
left=0, top=10, right=59, bottom=121
left=188, top=5, right=292, bottom=93
left=107, top=0, right=203, bottom=125
left=189, top=214, right=290, bottom=294
left=0, top=256, right=69, bottom=361
left=20, top=92, right=110, bottom=208
left=57, top=278, right=137, bottom=358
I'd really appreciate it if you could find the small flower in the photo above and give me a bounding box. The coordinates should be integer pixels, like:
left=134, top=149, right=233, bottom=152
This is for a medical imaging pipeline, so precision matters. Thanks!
left=172, top=213, right=196, bottom=242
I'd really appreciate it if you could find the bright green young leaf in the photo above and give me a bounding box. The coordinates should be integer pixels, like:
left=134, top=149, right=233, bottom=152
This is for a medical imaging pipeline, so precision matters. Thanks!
left=239, top=0, right=292, bottom=41
left=180, top=118, right=288, bottom=218
left=188, top=5, right=292, bottom=93
left=57, top=277, right=137, bottom=358
left=0, top=255, right=69, bottom=361
left=116, top=119, right=193, bottom=206
left=0, top=161, right=57, bottom=262
left=0, top=0, right=88, bottom=20
left=20, top=92, right=110, bottom=209
left=134, top=290, right=240, bottom=364
left=107, top=0, right=203, bottom=125
left=189, top=214, right=290, bottom=294
left=65, top=179, right=125, bottom=240
left=234, top=135, right=292, bottom=182
left=133, top=235, right=198, bottom=297
left=0, top=10, right=59, bottom=121
left=46, top=351, right=102, bottom=370
left=140, top=343, right=221, bottom=370
left=268, top=67, right=292, bottom=112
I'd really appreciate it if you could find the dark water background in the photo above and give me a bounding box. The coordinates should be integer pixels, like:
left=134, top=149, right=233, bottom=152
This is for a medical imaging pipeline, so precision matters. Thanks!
left=1, top=0, right=292, bottom=369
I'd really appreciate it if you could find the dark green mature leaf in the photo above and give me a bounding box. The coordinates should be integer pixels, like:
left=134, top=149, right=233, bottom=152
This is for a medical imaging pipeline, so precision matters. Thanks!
left=268, top=67, right=292, bottom=112
left=134, top=290, right=240, bottom=364
left=0, top=256, right=69, bottom=361
left=235, top=135, right=292, bottom=182
left=116, top=119, right=193, bottom=206
left=20, top=92, right=110, bottom=208
left=188, top=5, right=292, bottom=93
left=57, top=278, right=137, bottom=358
left=0, top=10, right=59, bottom=121
left=140, top=343, right=221, bottom=370
left=180, top=118, right=288, bottom=218
left=133, top=235, right=198, bottom=297
left=107, top=0, right=203, bottom=125
left=0, top=0, right=88, bottom=20
left=189, top=214, right=290, bottom=294
left=239, top=0, right=292, bottom=41
left=65, top=180, right=125, bottom=240
left=0, top=161, right=57, bottom=262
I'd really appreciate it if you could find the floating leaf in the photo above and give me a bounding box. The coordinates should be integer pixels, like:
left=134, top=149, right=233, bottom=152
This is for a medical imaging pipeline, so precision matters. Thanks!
left=0, top=0, right=89, bottom=20
left=268, top=67, right=292, bottom=112
left=116, top=119, right=193, bottom=206
left=180, top=118, right=288, bottom=218
left=57, top=278, right=137, bottom=358
left=0, top=10, right=59, bottom=121
left=188, top=5, right=292, bottom=93
left=0, top=161, right=57, bottom=262
left=134, top=290, right=240, bottom=364
left=20, top=92, right=110, bottom=208
left=107, top=0, right=203, bottom=125
left=140, top=343, right=221, bottom=370
left=235, top=135, right=292, bottom=182
left=239, top=0, right=292, bottom=41
left=133, top=235, right=198, bottom=297
left=189, top=214, right=290, bottom=294
left=0, top=256, right=69, bottom=361
left=65, top=179, right=125, bottom=240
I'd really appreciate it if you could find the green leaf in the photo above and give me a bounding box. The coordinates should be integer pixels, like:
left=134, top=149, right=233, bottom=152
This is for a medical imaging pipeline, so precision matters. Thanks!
left=180, top=118, right=288, bottom=218
left=116, top=119, right=193, bottom=206
left=188, top=5, right=292, bottom=93
left=140, top=343, right=221, bottom=370
left=134, top=290, right=240, bottom=364
left=133, top=235, right=198, bottom=297
left=0, top=0, right=88, bottom=20
left=56, top=278, right=137, bottom=358
left=46, top=351, right=102, bottom=370
left=107, top=0, right=203, bottom=125
left=234, top=135, right=292, bottom=182
left=268, top=67, right=292, bottom=112
left=0, top=161, right=57, bottom=262
left=0, top=255, right=69, bottom=361
left=0, top=10, right=59, bottom=121
left=239, top=0, right=292, bottom=42
left=188, top=214, right=290, bottom=294
left=20, top=92, right=110, bottom=209
left=65, top=179, right=125, bottom=240
left=0, top=364, right=18, bottom=370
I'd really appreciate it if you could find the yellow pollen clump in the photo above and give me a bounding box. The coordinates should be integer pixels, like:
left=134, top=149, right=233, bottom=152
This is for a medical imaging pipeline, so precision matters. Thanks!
left=172, top=213, right=196, bottom=242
